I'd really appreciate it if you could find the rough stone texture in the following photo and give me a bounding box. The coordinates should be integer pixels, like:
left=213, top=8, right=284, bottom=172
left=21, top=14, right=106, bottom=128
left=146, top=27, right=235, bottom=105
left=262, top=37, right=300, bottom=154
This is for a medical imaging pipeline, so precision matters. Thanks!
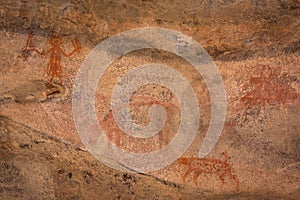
left=0, top=116, right=298, bottom=199
left=0, top=0, right=299, bottom=199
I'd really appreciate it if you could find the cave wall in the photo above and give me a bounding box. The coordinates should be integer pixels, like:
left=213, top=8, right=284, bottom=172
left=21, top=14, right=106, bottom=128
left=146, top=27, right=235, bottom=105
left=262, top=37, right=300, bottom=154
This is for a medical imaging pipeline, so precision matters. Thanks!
left=0, top=0, right=299, bottom=199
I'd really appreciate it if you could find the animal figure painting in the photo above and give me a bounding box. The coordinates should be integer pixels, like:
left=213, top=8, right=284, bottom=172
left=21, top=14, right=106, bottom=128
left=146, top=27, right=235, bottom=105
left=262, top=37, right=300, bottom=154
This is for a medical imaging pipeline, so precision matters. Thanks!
left=177, top=152, right=239, bottom=190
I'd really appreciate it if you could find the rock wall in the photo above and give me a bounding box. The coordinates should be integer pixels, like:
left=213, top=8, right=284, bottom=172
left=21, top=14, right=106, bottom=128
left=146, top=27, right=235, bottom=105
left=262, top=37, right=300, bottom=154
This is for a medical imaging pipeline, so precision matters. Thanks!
left=0, top=0, right=299, bottom=199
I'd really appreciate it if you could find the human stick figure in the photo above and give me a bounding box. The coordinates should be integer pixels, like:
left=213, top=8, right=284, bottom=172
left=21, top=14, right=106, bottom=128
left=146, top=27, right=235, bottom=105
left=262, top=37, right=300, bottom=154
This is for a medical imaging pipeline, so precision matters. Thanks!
left=22, top=31, right=81, bottom=85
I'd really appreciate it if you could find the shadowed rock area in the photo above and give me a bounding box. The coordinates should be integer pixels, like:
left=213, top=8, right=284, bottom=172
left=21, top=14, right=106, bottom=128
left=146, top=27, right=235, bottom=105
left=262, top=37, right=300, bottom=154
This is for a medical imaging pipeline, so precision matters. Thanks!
left=0, top=116, right=297, bottom=199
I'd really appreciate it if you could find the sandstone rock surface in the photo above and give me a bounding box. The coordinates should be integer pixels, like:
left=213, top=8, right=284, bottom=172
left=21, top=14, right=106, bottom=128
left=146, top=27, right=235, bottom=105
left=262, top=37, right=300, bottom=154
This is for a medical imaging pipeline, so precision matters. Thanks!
left=0, top=0, right=299, bottom=199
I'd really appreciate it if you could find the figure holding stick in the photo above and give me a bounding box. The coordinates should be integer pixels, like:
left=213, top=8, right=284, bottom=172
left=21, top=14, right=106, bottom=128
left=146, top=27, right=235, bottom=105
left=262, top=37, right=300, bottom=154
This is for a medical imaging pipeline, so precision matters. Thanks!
left=22, top=31, right=81, bottom=85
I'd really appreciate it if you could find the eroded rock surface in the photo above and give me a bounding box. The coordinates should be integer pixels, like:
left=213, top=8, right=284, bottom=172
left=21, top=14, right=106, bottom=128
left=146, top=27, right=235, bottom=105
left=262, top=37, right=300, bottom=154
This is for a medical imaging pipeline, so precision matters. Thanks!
left=1, top=116, right=298, bottom=199
left=0, top=0, right=299, bottom=199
